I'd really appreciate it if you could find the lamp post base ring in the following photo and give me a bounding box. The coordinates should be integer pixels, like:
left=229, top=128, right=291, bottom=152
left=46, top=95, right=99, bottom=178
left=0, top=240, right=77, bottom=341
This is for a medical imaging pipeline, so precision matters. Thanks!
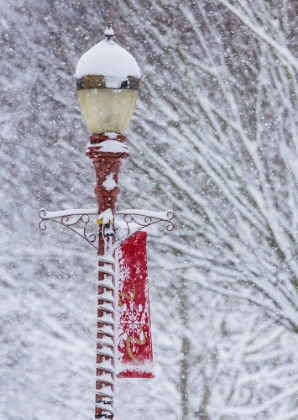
left=90, top=133, right=126, bottom=144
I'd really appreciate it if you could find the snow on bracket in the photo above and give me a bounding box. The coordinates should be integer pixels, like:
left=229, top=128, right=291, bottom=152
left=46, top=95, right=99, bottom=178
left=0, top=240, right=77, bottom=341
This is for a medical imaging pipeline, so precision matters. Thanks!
left=114, top=209, right=174, bottom=242
left=39, top=207, right=174, bottom=249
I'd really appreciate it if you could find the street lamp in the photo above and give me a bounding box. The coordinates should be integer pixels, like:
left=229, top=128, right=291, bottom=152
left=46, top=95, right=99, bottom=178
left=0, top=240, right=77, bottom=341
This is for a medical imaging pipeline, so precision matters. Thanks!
left=76, top=25, right=140, bottom=420
left=39, top=25, right=174, bottom=420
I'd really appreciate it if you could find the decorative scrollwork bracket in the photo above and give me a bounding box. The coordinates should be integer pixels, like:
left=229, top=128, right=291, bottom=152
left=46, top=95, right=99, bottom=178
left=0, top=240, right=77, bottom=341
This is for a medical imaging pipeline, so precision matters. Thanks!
left=39, top=207, right=174, bottom=250
left=39, top=208, right=99, bottom=249
left=114, top=209, right=174, bottom=242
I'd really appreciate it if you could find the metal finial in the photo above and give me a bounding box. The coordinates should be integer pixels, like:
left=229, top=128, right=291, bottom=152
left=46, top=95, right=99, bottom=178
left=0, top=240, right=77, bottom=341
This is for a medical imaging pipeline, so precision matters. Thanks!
left=104, top=23, right=114, bottom=41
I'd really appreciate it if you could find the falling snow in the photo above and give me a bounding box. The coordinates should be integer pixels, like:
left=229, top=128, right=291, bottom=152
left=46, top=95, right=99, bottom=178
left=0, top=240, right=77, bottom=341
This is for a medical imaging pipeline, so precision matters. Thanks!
left=1, top=1, right=298, bottom=420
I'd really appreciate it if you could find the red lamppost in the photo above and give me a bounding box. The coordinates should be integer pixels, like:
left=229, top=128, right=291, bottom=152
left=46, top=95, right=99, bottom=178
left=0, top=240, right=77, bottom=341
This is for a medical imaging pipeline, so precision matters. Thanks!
left=39, top=25, right=174, bottom=419
left=76, top=25, right=140, bottom=419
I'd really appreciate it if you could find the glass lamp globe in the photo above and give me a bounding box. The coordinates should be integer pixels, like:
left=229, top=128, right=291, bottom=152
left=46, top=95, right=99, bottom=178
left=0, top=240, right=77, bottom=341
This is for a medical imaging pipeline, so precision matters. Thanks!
left=75, top=26, right=140, bottom=135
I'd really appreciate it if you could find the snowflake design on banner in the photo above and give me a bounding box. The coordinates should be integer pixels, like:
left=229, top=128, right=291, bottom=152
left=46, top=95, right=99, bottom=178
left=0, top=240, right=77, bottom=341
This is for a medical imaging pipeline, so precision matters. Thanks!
left=118, top=276, right=147, bottom=363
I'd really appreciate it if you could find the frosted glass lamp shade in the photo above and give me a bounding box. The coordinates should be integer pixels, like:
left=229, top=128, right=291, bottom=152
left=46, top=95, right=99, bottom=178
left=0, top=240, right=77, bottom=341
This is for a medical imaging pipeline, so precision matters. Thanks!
left=77, top=88, right=138, bottom=134
left=75, top=37, right=140, bottom=135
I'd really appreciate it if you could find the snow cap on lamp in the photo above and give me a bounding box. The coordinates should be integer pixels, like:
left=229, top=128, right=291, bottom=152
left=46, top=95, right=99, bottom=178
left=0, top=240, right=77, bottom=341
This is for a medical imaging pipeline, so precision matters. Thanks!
left=76, top=24, right=141, bottom=135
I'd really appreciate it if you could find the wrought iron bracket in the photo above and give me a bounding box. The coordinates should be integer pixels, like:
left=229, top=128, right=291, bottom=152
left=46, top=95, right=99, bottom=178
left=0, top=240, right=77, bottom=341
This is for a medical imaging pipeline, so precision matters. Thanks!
left=39, top=208, right=174, bottom=250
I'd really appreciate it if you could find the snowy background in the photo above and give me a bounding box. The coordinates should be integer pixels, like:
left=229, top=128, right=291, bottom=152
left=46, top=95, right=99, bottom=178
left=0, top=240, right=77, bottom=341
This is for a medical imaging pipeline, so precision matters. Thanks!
left=1, top=0, right=298, bottom=419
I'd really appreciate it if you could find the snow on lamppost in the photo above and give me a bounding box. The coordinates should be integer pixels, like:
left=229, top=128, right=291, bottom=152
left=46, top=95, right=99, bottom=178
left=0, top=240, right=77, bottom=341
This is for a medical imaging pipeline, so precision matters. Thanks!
left=39, top=25, right=174, bottom=419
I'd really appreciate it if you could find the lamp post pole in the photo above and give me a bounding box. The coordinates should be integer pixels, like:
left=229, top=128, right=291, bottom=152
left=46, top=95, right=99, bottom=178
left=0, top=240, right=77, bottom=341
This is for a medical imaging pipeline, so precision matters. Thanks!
left=87, top=135, right=129, bottom=418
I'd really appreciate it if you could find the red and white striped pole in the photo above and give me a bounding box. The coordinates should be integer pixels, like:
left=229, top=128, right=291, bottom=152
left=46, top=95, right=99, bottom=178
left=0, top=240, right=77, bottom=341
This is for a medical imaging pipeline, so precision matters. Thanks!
left=86, top=134, right=129, bottom=419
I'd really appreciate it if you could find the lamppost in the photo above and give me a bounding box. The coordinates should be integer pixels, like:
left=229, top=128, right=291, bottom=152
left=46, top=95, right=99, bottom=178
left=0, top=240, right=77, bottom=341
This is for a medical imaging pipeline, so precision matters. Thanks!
left=39, top=25, right=174, bottom=419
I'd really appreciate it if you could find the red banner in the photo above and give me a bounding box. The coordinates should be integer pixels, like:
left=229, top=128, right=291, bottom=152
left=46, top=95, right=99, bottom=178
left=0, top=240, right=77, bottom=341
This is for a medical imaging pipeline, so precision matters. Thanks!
left=116, top=231, right=154, bottom=378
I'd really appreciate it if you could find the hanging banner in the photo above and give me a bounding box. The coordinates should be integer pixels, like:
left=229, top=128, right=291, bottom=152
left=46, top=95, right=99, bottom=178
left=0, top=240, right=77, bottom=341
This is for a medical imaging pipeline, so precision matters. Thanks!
left=116, top=230, right=154, bottom=378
